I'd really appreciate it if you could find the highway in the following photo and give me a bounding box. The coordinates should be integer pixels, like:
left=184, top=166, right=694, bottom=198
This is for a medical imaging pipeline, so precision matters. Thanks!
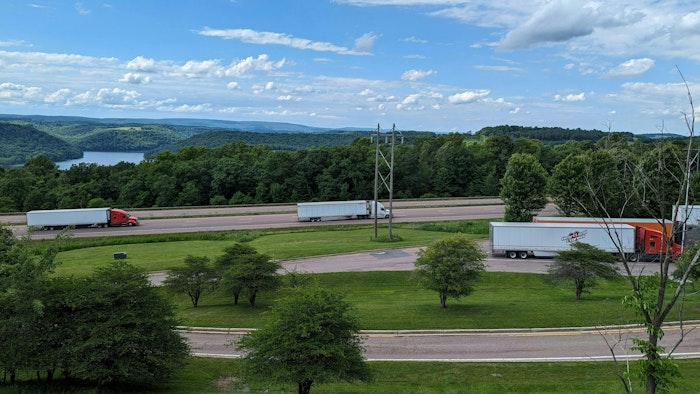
left=3, top=198, right=519, bottom=239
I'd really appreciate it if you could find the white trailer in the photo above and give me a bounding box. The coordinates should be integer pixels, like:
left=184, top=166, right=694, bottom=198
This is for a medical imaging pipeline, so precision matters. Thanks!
left=674, top=205, right=700, bottom=226
left=26, top=207, right=139, bottom=229
left=489, top=222, right=636, bottom=259
left=296, top=200, right=390, bottom=222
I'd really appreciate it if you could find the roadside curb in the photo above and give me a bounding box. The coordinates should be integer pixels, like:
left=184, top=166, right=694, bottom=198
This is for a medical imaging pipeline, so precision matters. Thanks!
left=177, top=320, right=700, bottom=336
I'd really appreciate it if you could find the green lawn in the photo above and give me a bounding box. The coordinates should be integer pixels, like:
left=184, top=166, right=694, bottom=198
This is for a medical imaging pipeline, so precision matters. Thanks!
left=52, top=226, right=461, bottom=276
left=7, top=358, right=700, bottom=393
left=170, top=271, right=700, bottom=329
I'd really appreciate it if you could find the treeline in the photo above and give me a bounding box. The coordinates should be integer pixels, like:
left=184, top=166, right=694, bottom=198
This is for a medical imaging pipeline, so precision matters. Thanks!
left=0, top=130, right=683, bottom=213
left=476, top=125, right=617, bottom=144
left=147, top=129, right=388, bottom=156
left=0, top=123, right=82, bottom=167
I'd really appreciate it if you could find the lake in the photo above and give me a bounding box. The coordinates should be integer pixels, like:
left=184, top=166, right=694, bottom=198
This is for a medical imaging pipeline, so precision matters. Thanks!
left=55, top=151, right=145, bottom=170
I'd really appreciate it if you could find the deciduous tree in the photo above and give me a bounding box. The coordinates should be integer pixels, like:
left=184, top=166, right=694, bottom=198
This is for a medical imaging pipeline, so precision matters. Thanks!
left=412, top=234, right=486, bottom=308
left=163, top=255, right=216, bottom=308
left=547, top=242, right=620, bottom=300
left=237, top=286, right=372, bottom=394
left=500, top=153, right=548, bottom=222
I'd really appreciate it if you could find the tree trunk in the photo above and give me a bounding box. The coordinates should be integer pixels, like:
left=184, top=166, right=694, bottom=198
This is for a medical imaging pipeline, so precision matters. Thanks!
left=249, top=291, right=257, bottom=308
left=298, top=379, right=313, bottom=394
left=439, top=294, right=447, bottom=308
left=645, top=334, right=659, bottom=394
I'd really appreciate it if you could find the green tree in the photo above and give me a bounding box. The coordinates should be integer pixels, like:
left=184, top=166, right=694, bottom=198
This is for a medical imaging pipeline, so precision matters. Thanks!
left=0, top=226, right=59, bottom=383
left=68, top=261, right=189, bottom=385
left=221, top=252, right=282, bottom=308
left=500, top=153, right=548, bottom=221
left=215, top=243, right=258, bottom=305
left=163, top=255, right=216, bottom=308
left=237, top=286, right=372, bottom=394
left=547, top=242, right=621, bottom=300
left=412, top=234, right=486, bottom=308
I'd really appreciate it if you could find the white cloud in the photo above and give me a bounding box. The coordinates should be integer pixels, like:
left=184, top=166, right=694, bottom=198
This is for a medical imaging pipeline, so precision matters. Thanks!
left=401, top=69, right=436, bottom=81
left=75, top=3, right=91, bottom=15
left=227, top=81, right=239, bottom=90
left=606, top=58, right=654, bottom=78
left=554, top=92, right=586, bottom=102
left=473, top=65, right=522, bottom=72
left=126, top=56, right=159, bottom=73
left=354, top=32, right=379, bottom=54
left=224, top=54, right=286, bottom=77
left=95, top=87, right=141, bottom=106
left=0, top=82, right=41, bottom=101
left=403, top=36, right=428, bottom=44
left=499, top=1, right=597, bottom=50
left=448, top=89, right=490, bottom=104
left=198, top=28, right=367, bottom=55
left=158, top=103, right=212, bottom=113
left=0, top=50, right=118, bottom=66
left=44, top=88, right=72, bottom=104
left=0, top=40, right=26, bottom=47
left=401, top=94, right=420, bottom=105
left=119, top=72, right=152, bottom=84
left=172, top=59, right=223, bottom=78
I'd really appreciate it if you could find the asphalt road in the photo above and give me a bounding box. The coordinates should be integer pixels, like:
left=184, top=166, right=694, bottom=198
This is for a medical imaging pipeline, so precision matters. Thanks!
left=181, top=323, right=700, bottom=362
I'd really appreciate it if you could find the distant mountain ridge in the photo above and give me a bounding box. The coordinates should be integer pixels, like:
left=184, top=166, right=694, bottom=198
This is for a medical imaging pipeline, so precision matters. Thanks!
left=0, top=114, right=371, bottom=133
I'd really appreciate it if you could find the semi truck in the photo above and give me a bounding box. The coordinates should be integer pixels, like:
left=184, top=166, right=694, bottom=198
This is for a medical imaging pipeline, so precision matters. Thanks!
left=532, top=216, right=690, bottom=260
left=26, top=208, right=139, bottom=230
left=297, top=200, right=391, bottom=222
left=489, top=222, right=637, bottom=259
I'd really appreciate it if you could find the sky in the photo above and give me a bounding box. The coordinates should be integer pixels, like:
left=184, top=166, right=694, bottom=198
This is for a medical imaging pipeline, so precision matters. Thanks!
left=1, top=1, right=700, bottom=135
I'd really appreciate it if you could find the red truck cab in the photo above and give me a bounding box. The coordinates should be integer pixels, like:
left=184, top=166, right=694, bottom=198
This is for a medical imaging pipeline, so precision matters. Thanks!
left=109, top=208, right=139, bottom=226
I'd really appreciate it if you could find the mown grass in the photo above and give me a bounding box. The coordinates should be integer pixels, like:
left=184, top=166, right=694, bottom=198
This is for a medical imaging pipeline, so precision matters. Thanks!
left=169, top=271, right=700, bottom=329
left=5, top=358, right=700, bottom=393
left=50, top=222, right=483, bottom=276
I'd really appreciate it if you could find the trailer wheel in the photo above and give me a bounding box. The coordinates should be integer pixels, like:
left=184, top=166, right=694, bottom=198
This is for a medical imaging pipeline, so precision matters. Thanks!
left=518, top=251, right=528, bottom=259
left=507, top=251, right=517, bottom=259
left=627, top=253, right=639, bottom=262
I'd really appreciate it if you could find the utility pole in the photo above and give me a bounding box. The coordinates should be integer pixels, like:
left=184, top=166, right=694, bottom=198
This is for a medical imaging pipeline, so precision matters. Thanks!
left=371, top=123, right=403, bottom=240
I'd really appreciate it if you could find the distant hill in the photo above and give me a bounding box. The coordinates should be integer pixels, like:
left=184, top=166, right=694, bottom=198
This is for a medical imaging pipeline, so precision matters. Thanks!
left=0, top=122, right=82, bottom=167
left=0, top=114, right=336, bottom=133
left=475, top=125, right=611, bottom=144
left=148, top=129, right=372, bottom=156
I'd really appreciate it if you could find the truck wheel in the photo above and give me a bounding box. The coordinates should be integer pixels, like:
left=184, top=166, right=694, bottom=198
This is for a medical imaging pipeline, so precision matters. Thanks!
left=507, top=251, right=517, bottom=259
left=518, top=251, right=528, bottom=259
left=627, top=253, right=639, bottom=262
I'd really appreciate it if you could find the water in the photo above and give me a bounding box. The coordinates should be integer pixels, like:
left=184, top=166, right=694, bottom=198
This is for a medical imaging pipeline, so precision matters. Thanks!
left=55, top=151, right=145, bottom=170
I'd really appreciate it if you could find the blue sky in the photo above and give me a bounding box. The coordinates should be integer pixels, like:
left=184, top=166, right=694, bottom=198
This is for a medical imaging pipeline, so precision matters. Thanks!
left=1, top=1, right=699, bottom=134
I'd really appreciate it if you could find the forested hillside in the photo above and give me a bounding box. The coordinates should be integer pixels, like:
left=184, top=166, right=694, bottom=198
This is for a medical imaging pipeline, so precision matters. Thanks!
left=0, top=123, right=82, bottom=167
left=148, top=129, right=435, bottom=155
left=71, top=126, right=184, bottom=151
